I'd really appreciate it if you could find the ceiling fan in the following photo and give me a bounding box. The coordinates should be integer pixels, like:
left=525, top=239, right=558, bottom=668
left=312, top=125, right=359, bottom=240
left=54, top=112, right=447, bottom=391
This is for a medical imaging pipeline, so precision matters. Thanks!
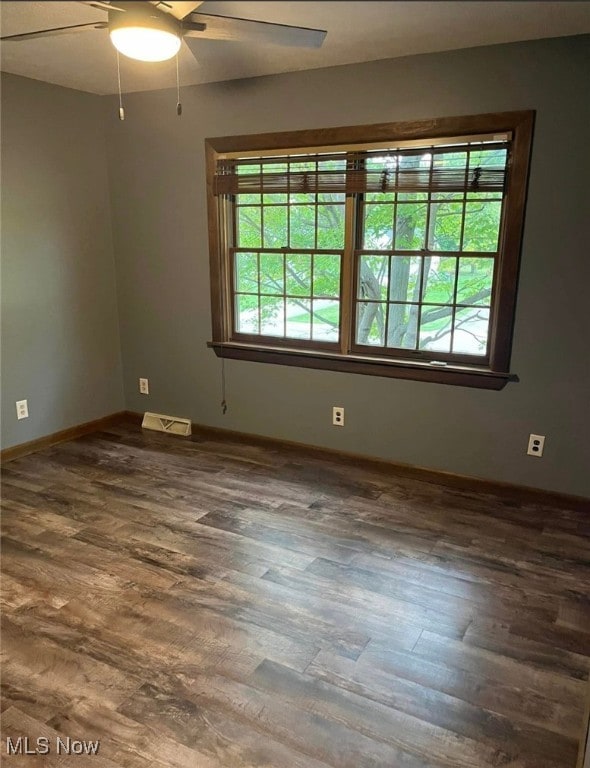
left=0, top=1, right=328, bottom=63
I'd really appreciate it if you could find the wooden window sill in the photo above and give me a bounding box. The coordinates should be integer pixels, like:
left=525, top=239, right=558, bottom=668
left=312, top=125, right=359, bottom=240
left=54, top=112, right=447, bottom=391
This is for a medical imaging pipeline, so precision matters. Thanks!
left=208, top=342, right=517, bottom=390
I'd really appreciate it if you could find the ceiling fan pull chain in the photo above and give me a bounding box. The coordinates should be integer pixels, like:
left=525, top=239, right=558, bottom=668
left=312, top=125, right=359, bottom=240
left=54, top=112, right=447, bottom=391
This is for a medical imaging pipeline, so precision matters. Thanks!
left=116, top=51, right=125, bottom=121
left=176, top=53, right=182, bottom=117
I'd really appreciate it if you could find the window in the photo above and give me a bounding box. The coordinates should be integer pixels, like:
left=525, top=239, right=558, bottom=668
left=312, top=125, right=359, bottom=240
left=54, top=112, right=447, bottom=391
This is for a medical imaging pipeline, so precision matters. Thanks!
left=206, top=112, right=534, bottom=389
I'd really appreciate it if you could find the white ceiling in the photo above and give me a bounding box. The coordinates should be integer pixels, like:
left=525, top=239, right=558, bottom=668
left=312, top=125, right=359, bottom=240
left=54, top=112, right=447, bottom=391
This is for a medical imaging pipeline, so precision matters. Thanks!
left=1, top=1, right=589, bottom=95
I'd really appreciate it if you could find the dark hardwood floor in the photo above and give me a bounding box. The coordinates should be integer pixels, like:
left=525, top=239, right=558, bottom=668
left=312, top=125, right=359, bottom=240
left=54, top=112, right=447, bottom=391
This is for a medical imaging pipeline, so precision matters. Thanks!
left=1, top=421, right=589, bottom=767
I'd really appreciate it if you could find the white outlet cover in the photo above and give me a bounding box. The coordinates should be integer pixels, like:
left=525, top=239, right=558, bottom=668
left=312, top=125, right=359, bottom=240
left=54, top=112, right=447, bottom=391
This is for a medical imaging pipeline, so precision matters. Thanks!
left=332, top=406, right=345, bottom=426
left=527, top=433, right=545, bottom=457
left=16, top=399, right=28, bottom=419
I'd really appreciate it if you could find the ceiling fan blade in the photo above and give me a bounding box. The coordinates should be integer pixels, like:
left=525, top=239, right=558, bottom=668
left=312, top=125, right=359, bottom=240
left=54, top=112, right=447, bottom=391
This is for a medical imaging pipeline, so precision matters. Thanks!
left=152, top=1, right=205, bottom=20
left=78, top=1, right=125, bottom=11
left=80, top=0, right=203, bottom=17
left=183, top=13, right=327, bottom=48
left=1, top=22, right=108, bottom=43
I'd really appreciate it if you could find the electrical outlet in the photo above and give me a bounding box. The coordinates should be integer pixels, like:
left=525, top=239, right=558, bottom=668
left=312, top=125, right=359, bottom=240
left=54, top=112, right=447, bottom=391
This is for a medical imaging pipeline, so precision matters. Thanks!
left=527, top=434, right=545, bottom=457
left=139, top=378, right=149, bottom=395
left=332, top=406, right=344, bottom=427
left=16, top=399, right=28, bottom=420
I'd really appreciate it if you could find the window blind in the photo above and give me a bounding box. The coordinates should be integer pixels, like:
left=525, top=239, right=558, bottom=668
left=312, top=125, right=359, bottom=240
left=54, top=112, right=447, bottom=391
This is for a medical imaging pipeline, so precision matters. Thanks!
left=213, top=142, right=509, bottom=196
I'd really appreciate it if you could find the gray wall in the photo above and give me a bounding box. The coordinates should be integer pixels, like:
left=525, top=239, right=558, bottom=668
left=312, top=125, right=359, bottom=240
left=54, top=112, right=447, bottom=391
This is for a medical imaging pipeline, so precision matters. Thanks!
left=1, top=73, right=124, bottom=449
left=4, top=37, right=587, bottom=498
left=105, top=35, right=590, bottom=498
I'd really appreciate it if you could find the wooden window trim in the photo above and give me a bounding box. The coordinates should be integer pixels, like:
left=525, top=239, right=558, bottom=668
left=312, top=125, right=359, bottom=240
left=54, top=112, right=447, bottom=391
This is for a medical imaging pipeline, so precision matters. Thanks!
left=207, top=341, right=517, bottom=390
left=206, top=111, right=534, bottom=388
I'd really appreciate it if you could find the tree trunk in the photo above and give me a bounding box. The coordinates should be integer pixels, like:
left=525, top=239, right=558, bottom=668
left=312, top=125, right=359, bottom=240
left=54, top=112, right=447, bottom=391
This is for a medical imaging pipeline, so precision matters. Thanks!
left=357, top=261, right=382, bottom=343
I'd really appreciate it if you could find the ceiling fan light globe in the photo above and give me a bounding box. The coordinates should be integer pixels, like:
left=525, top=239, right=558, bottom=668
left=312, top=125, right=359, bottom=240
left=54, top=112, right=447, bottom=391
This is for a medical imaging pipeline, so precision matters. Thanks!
left=110, top=27, right=181, bottom=62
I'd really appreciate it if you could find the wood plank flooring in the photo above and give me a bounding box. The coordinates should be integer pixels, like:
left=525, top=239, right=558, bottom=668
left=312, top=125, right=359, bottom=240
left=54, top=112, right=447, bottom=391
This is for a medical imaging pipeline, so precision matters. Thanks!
left=1, top=421, right=589, bottom=767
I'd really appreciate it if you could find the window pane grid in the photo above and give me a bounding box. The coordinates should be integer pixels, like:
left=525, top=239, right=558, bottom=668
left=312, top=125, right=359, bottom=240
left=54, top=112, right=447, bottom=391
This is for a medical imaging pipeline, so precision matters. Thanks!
left=234, top=250, right=342, bottom=343
left=233, top=156, right=345, bottom=345
left=315, top=201, right=319, bottom=250
left=283, top=251, right=287, bottom=337
left=448, top=251, right=462, bottom=354
left=256, top=251, right=261, bottom=333
left=361, top=181, right=502, bottom=253
left=229, top=137, right=508, bottom=361
left=354, top=141, right=502, bottom=357
left=354, top=247, right=497, bottom=356
left=416, top=160, right=434, bottom=343
left=237, top=208, right=345, bottom=251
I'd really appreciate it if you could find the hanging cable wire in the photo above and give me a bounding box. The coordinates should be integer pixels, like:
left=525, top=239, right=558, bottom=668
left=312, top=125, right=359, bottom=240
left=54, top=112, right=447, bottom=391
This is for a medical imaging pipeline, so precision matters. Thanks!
left=116, top=51, right=125, bottom=120
left=175, top=53, right=182, bottom=116
left=221, top=352, right=227, bottom=414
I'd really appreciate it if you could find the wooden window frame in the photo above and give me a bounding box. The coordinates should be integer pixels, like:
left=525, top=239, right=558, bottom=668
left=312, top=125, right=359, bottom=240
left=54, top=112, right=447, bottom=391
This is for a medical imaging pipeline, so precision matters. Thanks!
left=206, top=111, right=534, bottom=390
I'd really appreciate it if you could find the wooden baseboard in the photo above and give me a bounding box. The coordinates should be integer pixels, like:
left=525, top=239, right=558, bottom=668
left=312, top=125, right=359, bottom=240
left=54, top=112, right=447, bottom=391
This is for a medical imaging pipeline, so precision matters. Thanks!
left=123, top=411, right=589, bottom=512
left=0, top=411, right=128, bottom=464
left=3, top=409, right=587, bottom=512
